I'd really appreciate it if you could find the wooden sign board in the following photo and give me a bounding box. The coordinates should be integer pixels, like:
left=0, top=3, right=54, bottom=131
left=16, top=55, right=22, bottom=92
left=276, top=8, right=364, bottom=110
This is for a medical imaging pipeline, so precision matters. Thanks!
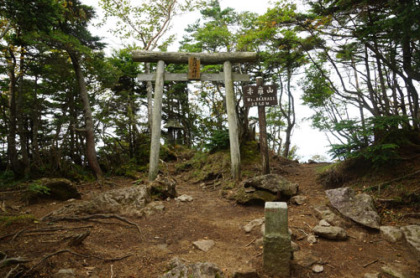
left=188, top=57, right=200, bottom=80
left=243, top=85, right=278, bottom=107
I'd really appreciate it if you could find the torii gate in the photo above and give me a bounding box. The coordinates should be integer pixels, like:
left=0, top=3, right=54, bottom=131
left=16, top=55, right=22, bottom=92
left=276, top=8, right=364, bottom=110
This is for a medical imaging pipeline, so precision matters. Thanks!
left=132, top=51, right=257, bottom=181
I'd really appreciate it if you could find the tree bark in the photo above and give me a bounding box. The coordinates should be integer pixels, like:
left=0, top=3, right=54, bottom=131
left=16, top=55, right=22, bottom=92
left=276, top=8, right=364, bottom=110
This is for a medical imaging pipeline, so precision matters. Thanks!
left=68, top=51, right=103, bottom=180
left=6, top=48, right=19, bottom=175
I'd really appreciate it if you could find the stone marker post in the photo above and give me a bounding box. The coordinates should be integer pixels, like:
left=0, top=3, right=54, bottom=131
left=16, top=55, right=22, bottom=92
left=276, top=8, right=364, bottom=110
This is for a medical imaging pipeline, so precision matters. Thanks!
left=264, top=202, right=291, bottom=277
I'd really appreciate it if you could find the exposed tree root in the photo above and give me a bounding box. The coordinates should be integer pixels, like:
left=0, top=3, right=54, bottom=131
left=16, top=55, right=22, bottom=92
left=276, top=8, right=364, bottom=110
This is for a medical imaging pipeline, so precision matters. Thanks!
left=0, top=225, right=93, bottom=241
left=22, top=249, right=132, bottom=277
left=44, top=214, right=141, bottom=233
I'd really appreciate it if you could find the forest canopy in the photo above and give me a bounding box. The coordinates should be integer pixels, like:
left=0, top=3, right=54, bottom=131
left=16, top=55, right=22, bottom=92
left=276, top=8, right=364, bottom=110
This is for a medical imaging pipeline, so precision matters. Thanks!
left=1, top=0, right=419, bottom=181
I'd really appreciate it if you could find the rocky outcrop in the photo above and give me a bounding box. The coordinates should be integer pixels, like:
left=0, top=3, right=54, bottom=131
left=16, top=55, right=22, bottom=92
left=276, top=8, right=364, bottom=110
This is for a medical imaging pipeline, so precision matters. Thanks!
left=25, top=178, right=81, bottom=203
left=233, top=174, right=298, bottom=205
left=48, top=185, right=151, bottom=217
left=149, top=175, right=177, bottom=199
left=326, top=187, right=380, bottom=229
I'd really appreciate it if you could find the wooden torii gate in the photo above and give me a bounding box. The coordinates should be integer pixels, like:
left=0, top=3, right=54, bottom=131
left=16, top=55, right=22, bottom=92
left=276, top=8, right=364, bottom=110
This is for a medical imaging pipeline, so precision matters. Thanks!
left=132, top=51, right=257, bottom=181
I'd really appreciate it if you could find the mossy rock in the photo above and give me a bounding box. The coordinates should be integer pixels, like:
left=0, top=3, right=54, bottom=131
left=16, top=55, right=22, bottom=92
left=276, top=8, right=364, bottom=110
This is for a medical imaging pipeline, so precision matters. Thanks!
left=24, top=178, right=81, bottom=204
left=233, top=187, right=277, bottom=205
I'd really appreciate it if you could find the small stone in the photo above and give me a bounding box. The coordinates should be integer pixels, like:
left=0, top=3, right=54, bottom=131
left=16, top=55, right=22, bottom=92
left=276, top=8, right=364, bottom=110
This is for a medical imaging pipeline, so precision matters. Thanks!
left=243, top=218, right=264, bottom=233
left=312, top=264, right=324, bottom=273
left=380, top=226, right=403, bottom=243
left=364, top=272, right=381, bottom=278
left=175, top=194, right=193, bottom=202
left=290, top=195, right=307, bottom=205
left=381, top=265, right=408, bottom=278
left=53, top=269, right=76, bottom=278
left=293, top=250, right=320, bottom=268
left=307, top=234, right=317, bottom=244
left=193, top=239, right=215, bottom=252
left=319, top=220, right=331, bottom=227
left=313, top=225, right=347, bottom=240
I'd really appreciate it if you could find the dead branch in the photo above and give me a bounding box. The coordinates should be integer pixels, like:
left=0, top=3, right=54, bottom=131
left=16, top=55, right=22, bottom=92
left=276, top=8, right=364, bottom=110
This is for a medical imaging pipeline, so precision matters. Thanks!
left=23, top=249, right=131, bottom=276
left=363, top=259, right=378, bottom=268
left=44, top=214, right=141, bottom=233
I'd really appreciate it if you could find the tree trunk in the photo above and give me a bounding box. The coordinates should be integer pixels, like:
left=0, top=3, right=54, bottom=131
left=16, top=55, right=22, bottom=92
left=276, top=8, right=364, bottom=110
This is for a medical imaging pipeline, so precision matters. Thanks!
left=6, top=48, right=19, bottom=176
left=68, top=50, right=103, bottom=180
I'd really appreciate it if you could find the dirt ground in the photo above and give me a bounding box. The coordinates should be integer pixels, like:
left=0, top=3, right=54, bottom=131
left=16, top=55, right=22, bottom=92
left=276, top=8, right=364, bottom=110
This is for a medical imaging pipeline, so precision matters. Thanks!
left=1, top=160, right=419, bottom=277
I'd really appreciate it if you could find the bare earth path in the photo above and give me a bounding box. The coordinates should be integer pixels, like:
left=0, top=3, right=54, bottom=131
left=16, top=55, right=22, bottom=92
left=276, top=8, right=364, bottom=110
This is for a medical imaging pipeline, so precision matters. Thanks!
left=0, top=162, right=419, bottom=277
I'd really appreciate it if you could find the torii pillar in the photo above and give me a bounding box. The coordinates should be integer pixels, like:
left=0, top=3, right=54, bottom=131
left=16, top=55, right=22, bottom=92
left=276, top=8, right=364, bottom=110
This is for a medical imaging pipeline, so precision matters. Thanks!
left=132, top=51, right=257, bottom=181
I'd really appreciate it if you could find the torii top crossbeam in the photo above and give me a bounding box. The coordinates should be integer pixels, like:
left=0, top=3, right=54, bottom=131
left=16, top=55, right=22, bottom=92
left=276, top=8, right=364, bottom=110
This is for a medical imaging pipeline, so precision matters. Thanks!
left=132, top=51, right=258, bottom=64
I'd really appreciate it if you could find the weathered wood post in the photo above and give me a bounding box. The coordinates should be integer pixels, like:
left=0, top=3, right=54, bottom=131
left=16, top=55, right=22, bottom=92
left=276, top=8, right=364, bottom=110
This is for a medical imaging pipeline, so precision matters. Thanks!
left=148, top=60, right=165, bottom=181
left=224, top=61, right=241, bottom=180
left=264, top=202, right=291, bottom=277
left=133, top=51, right=258, bottom=181
left=256, top=77, right=270, bottom=174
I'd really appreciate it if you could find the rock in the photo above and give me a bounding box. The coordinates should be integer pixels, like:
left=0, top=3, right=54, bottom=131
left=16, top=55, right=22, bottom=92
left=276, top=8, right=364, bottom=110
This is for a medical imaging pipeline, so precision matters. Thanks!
left=319, top=220, right=331, bottom=227
left=381, top=264, right=408, bottom=278
left=48, top=185, right=150, bottom=217
left=193, top=239, right=215, bottom=252
left=312, top=264, right=324, bottom=273
left=53, top=269, right=76, bottom=278
left=175, top=194, right=194, bottom=202
left=243, top=218, right=264, bottom=233
left=401, top=225, right=420, bottom=257
left=313, top=225, right=347, bottom=240
left=313, top=206, right=349, bottom=228
left=232, top=270, right=259, bottom=278
left=143, top=201, right=165, bottom=216
left=307, top=234, right=317, bottom=244
left=290, top=195, right=307, bottom=205
left=364, top=272, right=381, bottom=278
left=326, top=187, right=381, bottom=229
left=242, top=174, right=298, bottom=197
left=233, top=187, right=278, bottom=205
left=380, top=226, right=403, bottom=243
left=149, top=175, right=177, bottom=199
left=292, top=250, right=320, bottom=268
left=234, top=175, right=298, bottom=205
left=26, top=178, right=81, bottom=203
left=161, top=257, right=224, bottom=278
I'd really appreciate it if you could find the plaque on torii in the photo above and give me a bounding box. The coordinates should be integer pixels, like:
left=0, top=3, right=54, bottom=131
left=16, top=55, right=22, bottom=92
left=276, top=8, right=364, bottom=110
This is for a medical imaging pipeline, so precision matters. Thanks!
left=132, top=51, right=257, bottom=181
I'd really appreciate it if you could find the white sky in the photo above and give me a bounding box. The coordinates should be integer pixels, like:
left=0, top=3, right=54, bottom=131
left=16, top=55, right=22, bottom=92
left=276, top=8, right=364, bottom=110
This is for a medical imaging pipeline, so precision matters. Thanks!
left=82, top=0, right=332, bottom=162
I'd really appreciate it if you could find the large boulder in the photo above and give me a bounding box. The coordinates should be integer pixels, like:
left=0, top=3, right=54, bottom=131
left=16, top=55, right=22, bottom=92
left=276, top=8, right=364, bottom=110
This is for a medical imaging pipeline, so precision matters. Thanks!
left=49, top=185, right=151, bottom=217
left=325, top=187, right=380, bottom=229
left=149, top=175, right=177, bottom=200
left=161, top=257, right=224, bottom=278
left=25, top=178, right=81, bottom=203
left=233, top=174, right=298, bottom=205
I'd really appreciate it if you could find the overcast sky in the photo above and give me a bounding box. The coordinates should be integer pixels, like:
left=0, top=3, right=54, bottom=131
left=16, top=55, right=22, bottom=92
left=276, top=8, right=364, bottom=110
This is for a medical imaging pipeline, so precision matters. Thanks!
left=82, top=0, right=332, bottom=162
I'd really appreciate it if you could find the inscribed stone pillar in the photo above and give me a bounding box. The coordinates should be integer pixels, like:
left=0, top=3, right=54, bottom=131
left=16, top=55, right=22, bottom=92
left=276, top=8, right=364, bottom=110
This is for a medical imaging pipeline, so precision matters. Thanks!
left=263, top=202, right=291, bottom=277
